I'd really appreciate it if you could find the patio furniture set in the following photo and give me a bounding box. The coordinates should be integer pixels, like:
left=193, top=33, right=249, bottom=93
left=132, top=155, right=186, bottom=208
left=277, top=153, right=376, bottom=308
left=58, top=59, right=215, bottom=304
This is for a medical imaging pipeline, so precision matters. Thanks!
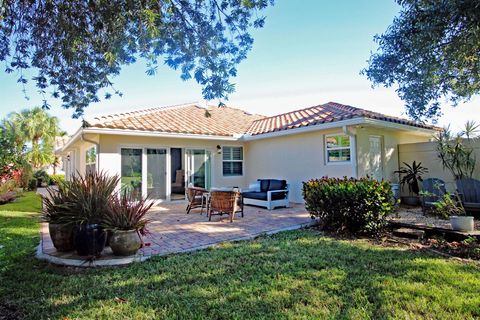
left=186, top=179, right=290, bottom=222
left=421, top=177, right=480, bottom=213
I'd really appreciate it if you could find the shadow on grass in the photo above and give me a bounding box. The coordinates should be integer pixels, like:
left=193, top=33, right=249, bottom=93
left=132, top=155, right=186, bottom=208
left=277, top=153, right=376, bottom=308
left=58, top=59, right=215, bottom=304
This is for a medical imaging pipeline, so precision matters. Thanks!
left=1, top=228, right=480, bottom=319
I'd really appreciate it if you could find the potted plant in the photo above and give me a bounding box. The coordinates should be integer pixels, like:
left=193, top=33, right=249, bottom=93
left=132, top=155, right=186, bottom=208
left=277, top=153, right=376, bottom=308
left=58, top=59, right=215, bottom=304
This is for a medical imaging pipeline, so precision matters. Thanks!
left=433, top=192, right=475, bottom=232
left=103, top=191, right=153, bottom=256
left=395, top=161, right=428, bottom=206
left=41, top=183, right=75, bottom=252
left=66, top=172, right=119, bottom=256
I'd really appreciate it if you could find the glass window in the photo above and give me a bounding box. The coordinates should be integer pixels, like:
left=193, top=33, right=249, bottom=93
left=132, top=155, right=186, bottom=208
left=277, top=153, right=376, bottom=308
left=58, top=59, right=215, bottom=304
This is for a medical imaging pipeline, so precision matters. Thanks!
left=326, top=134, right=351, bottom=163
left=85, top=146, right=97, bottom=174
left=222, top=146, right=243, bottom=176
left=121, top=148, right=142, bottom=199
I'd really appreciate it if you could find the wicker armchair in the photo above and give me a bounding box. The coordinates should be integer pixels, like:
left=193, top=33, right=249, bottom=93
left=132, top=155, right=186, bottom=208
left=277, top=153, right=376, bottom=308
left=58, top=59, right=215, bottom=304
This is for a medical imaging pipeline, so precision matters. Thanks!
left=186, top=186, right=208, bottom=214
left=207, top=190, right=242, bottom=222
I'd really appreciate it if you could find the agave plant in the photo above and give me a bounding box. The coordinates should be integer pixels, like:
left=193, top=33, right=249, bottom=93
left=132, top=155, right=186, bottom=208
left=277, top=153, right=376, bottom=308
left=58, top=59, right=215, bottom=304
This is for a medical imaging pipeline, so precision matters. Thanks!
left=103, top=190, right=154, bottom=234
left=394, top=161, right=428, bottom=196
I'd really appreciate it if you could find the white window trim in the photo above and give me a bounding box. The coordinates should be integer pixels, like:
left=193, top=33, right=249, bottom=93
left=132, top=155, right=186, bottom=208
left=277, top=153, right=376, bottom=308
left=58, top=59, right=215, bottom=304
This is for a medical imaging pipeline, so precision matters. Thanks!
left=222, top=146, right=244, bottom=177
left=325, top=133, right=353, bottom=164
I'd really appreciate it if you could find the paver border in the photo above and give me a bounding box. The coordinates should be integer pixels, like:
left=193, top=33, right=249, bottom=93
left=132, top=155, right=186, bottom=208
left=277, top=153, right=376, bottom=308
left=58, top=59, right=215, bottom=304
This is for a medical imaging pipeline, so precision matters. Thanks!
left=36, top=219, right=318, bottom=268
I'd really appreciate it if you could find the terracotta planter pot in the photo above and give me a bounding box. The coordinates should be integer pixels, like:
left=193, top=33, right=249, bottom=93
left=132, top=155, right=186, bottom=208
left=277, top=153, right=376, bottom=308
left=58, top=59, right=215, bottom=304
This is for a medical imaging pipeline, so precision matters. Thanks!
left=48, top=223, right=74, bottom=252
left=73, top=224, right=107, bottom=256
left=109, top=230, right=142, bottom=256
left=450, top=216, right=475, bottom=232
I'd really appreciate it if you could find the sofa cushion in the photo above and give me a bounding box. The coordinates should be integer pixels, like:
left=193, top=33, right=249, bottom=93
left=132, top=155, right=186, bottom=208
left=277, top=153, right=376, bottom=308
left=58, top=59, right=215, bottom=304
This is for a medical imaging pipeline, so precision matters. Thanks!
left=268, top=179, right=286, bottom=191
left=242, top=191, right=287, bottom=201
left=248, top=181, right=261, bottom=192
left=258, top=179, right=270, bottom=192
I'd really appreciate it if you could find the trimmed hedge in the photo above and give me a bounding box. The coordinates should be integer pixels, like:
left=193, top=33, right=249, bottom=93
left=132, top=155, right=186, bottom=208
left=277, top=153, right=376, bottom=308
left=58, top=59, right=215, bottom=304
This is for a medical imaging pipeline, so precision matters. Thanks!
left=303, top=177, right=395, bottom=236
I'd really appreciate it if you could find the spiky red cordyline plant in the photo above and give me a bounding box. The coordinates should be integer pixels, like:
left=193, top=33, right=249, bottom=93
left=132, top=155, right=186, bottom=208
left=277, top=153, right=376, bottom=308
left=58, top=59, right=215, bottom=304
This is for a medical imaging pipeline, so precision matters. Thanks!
left=103, top=190, right=154, bottom=234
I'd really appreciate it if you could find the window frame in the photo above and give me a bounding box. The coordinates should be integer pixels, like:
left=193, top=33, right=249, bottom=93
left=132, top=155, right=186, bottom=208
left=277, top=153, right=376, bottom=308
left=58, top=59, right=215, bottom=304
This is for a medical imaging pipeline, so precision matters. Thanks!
left=222, top=146, right=244, bottom=177
left=325, top=133, right=352, bottom=164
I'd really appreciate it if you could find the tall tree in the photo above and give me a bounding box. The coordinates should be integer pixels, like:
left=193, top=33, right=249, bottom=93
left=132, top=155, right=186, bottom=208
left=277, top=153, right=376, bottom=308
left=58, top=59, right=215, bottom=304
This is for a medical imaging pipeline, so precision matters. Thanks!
left=0, top=0, right=273, bottom=118
left=362, top=0, right=480, bottom=121
left=8, top=107, right=63, bottom=168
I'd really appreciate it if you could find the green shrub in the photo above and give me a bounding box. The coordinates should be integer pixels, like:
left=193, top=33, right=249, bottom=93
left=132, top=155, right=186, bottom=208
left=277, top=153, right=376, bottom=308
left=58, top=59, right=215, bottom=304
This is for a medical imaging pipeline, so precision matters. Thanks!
left=49, top=174, right=65, bottom=185
left=33, top=169, right=50, bottom=187
left=0, top=179, right=18, bottom=194
left=28, top=178, right=37, bottom=191
left=303, top=177, right=395, bottom=236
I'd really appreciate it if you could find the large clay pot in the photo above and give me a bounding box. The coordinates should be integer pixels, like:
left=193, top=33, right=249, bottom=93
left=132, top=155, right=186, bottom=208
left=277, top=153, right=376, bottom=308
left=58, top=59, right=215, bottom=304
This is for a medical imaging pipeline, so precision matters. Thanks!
left=109, top=230, right=142, bottom=256
left=73, top=224, right=107, bottom=256
left=48, top=223, right=74, bottom=252
left=450, top=216, right=475, bottom=232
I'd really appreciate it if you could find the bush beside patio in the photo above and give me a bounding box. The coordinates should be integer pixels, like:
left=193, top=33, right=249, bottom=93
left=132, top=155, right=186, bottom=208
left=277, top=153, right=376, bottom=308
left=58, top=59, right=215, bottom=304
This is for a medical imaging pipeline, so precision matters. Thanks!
left=1, top=194, right=480, bottom=319
left=303, top=177, right=395, bottom=236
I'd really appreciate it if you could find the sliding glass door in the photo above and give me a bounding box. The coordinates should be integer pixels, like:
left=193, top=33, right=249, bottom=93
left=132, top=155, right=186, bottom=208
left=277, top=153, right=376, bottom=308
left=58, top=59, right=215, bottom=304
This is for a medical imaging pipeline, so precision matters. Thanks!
left=146, top=149, right=167, bottom=200
left=121, top=148, right=142, bottom=200
left=186, top=149, right=211, bottom=189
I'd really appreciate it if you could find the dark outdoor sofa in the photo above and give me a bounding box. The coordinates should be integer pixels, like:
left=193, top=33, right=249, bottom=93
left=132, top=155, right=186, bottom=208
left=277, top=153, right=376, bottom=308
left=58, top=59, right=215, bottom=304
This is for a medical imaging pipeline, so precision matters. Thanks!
left=242, top=179, right=289, bottom=210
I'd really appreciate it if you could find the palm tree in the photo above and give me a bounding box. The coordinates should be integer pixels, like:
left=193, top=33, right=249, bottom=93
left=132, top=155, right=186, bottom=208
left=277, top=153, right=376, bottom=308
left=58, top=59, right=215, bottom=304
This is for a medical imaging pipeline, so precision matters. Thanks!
left=8, top=107, right=63, bottom=169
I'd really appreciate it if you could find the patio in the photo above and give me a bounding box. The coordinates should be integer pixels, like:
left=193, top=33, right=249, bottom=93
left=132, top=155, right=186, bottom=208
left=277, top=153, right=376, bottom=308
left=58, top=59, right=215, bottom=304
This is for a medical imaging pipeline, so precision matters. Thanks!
left=37, top=202, right=314, bottom=267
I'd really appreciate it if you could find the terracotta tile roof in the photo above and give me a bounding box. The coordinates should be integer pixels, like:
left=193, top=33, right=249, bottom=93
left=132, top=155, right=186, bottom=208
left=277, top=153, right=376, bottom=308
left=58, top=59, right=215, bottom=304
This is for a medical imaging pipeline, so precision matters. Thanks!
left=245, top=102, right=439, bottom=135
left=86, top=103, right=265, bottom=137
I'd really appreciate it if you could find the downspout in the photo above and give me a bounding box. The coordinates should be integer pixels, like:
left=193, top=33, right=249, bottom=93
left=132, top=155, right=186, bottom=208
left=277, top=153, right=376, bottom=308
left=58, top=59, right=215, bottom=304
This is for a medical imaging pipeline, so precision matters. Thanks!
left=343, top=125, right=358, bottom=178
left=81, top=129, right=100, bottom=172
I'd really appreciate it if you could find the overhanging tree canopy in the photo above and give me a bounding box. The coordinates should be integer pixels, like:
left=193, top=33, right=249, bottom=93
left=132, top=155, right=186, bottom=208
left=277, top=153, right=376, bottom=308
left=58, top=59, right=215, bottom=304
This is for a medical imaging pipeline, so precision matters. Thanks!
left=0, top=0, right=272, bottom=117
left=362, top=0, right=480, bottom=121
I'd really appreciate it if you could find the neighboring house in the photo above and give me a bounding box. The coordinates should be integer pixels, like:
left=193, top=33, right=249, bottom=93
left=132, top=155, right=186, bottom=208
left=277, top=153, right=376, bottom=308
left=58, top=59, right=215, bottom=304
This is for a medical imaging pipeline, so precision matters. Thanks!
left=59, top=102, right=438, bottom=203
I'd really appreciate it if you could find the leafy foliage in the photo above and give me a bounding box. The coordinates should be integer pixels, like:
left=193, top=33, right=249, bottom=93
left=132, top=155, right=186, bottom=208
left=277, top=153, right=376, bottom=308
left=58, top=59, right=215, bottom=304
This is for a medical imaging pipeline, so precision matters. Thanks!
left=49, top=174, right=65, bottom=185
left=5, top=107, right=63, bottom=168
left=33, top=169, right=50, bottom=187
left=303, top=177, right=395, bottom=236
left=0, top=124, right=26, bottom=179
left=435, top=121, right=479, bottom=180
left=394, top=161, right=428, bottom=196
left=363, top=0, right=480, bottom=121
left=0, top=0, right=273, bottom=117
left=431, top=192, right=466, bottom=219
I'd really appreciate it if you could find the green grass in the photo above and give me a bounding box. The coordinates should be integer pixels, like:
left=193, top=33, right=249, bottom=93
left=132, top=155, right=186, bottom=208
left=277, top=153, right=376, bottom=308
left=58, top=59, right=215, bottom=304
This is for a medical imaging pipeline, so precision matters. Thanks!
left=1, top=194, right=479, bottom=319
left=0, top=191, right=43, bottom=212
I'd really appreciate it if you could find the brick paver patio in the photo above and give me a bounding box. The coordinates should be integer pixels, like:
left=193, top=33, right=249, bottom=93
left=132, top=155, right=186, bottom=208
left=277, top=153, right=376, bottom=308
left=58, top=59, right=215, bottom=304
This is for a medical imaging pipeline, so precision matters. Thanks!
left=37, top=202, right=314, bottom=267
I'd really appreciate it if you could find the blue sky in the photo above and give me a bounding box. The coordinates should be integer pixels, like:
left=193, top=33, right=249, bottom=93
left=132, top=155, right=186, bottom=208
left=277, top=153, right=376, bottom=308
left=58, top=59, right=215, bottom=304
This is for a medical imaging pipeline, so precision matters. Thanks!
left=0, top=0, right=478, bottom=134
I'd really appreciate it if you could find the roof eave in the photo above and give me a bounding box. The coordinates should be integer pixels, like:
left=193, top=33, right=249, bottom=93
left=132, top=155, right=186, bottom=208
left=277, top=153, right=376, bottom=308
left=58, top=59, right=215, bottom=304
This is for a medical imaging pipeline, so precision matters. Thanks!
left=82, top=127, right=240, bottom=141
left=242, top=117, right=437, bottom=141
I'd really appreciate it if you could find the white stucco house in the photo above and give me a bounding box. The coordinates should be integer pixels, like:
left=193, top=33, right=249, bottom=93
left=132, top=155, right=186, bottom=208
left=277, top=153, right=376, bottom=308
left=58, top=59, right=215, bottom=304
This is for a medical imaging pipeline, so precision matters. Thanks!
left=59, top=101, right=438, bottom=203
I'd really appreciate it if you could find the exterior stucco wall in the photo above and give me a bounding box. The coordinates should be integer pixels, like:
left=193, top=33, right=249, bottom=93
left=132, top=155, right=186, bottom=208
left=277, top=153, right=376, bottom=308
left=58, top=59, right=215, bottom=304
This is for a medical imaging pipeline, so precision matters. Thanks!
left=97, top=134, right=247, bottom=189
left=355, top=127, right=430, bottom=182
left=245, top=128, right=354, bottom=203
left=398, top=140, right=480, bottom=192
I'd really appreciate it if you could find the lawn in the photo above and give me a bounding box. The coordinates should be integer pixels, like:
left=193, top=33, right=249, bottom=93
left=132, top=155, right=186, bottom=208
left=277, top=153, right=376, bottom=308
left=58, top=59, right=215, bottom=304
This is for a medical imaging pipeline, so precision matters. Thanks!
left=1, top=193, right=479, bottom=319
